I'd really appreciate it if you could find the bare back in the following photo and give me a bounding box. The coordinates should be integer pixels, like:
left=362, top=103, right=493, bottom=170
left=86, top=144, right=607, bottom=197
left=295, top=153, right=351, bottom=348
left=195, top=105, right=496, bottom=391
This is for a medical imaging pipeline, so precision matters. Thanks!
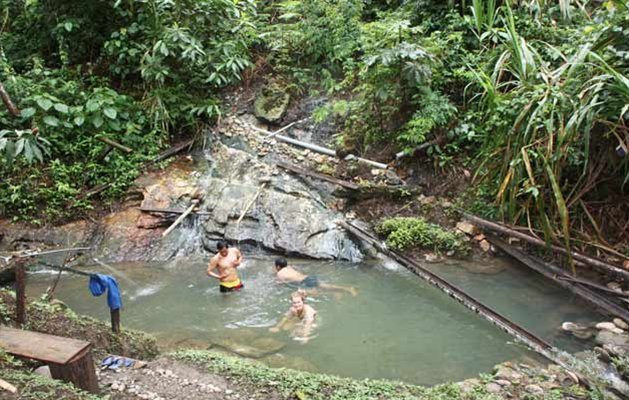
left=276, top=266, right=307, bottom=283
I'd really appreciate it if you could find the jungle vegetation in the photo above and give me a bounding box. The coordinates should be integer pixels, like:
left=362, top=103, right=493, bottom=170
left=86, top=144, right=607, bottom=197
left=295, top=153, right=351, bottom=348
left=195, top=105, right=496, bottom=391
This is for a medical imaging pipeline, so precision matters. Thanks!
left=0, top=0, right=627, bottom=257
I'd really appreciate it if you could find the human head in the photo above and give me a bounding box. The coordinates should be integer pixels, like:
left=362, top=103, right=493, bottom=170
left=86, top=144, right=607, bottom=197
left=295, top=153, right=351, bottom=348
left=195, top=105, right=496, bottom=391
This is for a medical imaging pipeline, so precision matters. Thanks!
left=291, top=289, right=306, bottom=312
left=217, top=240, right=229, bottom=257
left=274, top=257, right=287, bottom=271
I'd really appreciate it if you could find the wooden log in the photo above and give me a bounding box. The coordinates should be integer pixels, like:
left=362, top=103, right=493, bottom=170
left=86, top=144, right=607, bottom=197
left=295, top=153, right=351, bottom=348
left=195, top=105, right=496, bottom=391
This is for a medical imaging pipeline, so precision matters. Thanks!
left=0, top=378, right=17, bottom=394
left=150, top=139, right=195, bottom=163
left=245, top=121, right=390, bottom=169
left=49, top=347, right=99, bottom=393
left=162, top=200, right=198, bottom=238
left=236, top=183, right=267, bottom=225
left=15, top=259, right=26, bottom=326
left=97, top=137, right=133, bottom=154
left=110, top=309, right=120, bottom=333
left=8, top=247, right=92, bottom=258
left=139, top=207, right=211, bottom=215
left=0, top=81, right=21, bottom=118
left=276, top=161, right=360, bottom=191
left=464, top=213, right=629, bottom=281
left=489, top=236, right=629, bottom=321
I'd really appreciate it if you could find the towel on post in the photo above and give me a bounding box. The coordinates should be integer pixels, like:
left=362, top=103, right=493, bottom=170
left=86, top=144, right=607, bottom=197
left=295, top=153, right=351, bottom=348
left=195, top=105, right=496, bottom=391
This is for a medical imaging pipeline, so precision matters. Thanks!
left=89, top=274, right=122, bottom=310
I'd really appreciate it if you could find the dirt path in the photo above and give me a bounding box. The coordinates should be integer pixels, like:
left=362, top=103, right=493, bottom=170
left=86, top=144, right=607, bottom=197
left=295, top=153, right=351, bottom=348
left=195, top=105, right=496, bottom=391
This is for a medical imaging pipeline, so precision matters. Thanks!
left=98, top=356, right=281, bottom=400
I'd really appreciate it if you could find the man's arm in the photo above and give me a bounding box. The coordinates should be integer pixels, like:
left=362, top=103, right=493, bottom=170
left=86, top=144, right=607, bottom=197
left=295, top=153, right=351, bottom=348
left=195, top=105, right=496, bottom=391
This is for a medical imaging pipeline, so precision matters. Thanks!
left=207, top=257, right=223, bottom=279
left=233, top=248, right=242, bottom=267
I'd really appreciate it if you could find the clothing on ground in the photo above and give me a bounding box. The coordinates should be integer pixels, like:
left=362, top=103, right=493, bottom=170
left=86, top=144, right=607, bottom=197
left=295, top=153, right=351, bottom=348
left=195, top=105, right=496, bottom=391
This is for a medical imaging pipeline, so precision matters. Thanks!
left=89, top=274, right=122, bottom=310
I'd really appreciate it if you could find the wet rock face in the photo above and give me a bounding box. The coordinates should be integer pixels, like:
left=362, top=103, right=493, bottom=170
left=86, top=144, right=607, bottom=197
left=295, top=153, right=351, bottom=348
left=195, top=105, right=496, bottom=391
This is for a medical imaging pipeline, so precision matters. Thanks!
left=199, top=144, right=362, bottom=261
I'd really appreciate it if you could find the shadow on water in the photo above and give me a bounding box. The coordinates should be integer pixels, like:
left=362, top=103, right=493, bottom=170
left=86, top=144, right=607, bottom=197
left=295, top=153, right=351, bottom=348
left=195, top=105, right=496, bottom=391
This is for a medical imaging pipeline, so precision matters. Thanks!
left=26, top=255, right=604, bottom=385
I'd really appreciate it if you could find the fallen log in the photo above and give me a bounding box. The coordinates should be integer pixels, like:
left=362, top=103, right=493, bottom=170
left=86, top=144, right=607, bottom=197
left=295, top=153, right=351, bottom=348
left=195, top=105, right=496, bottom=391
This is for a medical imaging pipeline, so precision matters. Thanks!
left=150, top=139, right=195, bottom=163
left=488, top=236, right=629, bottom=322
left=162, top=200, right=199, bottom=238
left=276, top=161, right=360, bottom=191
left=244, top=121, right=389, bottom=169
left=0, top=378, right=17, bottom=394
left=464, top=213, right=629, bottom=281
left=394, top=136, right=444, bottom=160
left=97, top=137, right=133, bottom=154
left=139, top=207, right=211, bottom=216
left=2, top=247, right=93, bottom=259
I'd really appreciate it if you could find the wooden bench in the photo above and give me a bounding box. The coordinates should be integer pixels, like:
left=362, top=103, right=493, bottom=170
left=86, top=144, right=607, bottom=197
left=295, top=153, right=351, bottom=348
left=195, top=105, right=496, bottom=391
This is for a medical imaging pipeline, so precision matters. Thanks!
left=0, top=326, right=99, bottom=393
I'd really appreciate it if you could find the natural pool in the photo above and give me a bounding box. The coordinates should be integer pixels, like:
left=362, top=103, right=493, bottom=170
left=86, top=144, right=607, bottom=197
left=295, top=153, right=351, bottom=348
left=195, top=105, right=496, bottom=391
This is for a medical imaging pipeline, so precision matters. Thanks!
left=27, top=255, right=603, bottom=385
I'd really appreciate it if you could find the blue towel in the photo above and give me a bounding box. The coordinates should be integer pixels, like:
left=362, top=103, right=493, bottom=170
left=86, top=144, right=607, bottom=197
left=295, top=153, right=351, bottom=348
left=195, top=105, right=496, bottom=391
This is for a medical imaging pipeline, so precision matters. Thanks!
left=89, top=274, right=122, bottom=311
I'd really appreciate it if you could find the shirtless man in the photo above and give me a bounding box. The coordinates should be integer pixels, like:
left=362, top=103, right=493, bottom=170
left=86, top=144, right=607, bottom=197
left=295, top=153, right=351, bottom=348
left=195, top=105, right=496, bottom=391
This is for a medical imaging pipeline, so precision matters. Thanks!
left=273, top=257, right=357, bottom=296
left=269, top=290, right=317, bottom=343
left=207, top=241, right=243, bottom=293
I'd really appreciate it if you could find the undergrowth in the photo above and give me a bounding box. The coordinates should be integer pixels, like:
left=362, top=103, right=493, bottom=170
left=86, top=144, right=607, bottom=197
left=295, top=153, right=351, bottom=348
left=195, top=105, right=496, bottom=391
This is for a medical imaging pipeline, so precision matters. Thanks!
left=376, top=217, right=466, bottom=254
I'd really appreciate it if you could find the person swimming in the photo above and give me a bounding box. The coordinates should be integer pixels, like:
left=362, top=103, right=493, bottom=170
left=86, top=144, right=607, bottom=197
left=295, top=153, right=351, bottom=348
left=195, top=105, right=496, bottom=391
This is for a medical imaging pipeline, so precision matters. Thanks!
left=207, top=240, right=243, bottom=293
left=273, top=257, right=357, bottom=296
left=269, top=289, right=317, bottom=343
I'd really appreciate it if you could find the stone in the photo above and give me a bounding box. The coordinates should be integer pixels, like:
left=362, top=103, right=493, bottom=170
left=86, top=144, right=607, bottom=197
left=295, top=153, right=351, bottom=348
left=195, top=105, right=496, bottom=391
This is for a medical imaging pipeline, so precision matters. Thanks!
left=607, top=282, right=623, bottom=291
left=596, top=322, right=625, bottom=334
left=456, top=378, right=481, bottom=395
left=33, top=366, right=52, bottom=379
left=524, top=384, right=544, bottom=395
left=424, top=253, right=439, bottom=262
left=495, top=379, right=512, bottom=387
left=473, top=234, right=486, bottom=242
left=254, top=84, right=290, bottom=124
left=455, top=221, right=478, bottom=236
left=479, top=239, right=491, bottom=252
left=419, top=195, right=436, bottom=205
left=614, top=318, right=629, bottom=330
left=225, top=389, right=234, bottom=395
left=494, top=364, right=523, bottom=382
left=485, top=383, right=502, bottom=394
left=624, top=260, right=629, bottom=269
left=595, top=330, right=629, bottom=348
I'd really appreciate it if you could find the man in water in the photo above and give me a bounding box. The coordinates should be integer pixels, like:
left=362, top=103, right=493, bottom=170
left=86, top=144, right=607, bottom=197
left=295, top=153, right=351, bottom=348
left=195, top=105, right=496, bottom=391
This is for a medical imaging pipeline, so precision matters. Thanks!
left=207, top=240, right=243, bottom=293
left=273, top=257, right=357, bottom=296
left=269, top=289, right=317, bottom=343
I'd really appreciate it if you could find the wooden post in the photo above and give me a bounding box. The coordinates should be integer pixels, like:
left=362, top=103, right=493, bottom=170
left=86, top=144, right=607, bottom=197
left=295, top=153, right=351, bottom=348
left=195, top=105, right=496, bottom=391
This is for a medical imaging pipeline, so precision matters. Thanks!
left=14, top=258, right=26, bottom=326
left=110, top=308, right=120, bottom=333
left=49, top=347, right=99, bottom=393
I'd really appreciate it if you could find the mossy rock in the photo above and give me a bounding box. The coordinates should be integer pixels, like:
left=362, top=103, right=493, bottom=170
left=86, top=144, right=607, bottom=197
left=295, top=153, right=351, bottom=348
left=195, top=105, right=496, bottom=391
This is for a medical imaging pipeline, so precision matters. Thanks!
left=254, top=84, right=290, bottom=124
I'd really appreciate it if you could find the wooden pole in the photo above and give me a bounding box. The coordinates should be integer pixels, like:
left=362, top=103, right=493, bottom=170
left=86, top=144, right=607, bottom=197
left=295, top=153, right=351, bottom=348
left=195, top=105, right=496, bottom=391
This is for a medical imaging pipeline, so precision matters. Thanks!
left=464, top=213, right=629, bottom=281
left=97, top=137, right=133, bottom=153
left=276, top=161, right=360, bottom=190
left=236, top=183, right=267, bottom=225
left=14, top=259, right=26, bottom=326
left=162, top=200, right=199, bottom=237
left=110, top=309, right=120, bottom=333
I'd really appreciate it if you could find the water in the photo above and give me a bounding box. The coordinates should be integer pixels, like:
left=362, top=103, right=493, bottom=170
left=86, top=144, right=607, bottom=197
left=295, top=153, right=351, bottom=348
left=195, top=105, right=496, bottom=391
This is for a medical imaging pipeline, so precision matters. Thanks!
left=26, top=256, right=603, bottom=385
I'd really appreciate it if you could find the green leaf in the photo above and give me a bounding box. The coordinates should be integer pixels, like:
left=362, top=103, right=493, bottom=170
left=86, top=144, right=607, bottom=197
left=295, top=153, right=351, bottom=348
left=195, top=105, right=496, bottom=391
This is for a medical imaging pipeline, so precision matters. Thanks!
left=15, top=138, right=25, bottom=156
left=92, top=115, right=104, bottom=128
left=24, top=140, right=33, bottom=163
left=64, top=22, right=73, bottom=32
left=86, top=100, right=99, bottom=112
left=74, top=115, right=85, bottom=126
left=103, top=108, right=118, bottom=119
left=54, top=103, right=69, bottom=114
left=32, top=143, right=43, bottom=162
left=43, top=116, right=59, bottom=127
left=21, top=107, right=36, bottom=119
left=37, top=98, right=53, bottom=111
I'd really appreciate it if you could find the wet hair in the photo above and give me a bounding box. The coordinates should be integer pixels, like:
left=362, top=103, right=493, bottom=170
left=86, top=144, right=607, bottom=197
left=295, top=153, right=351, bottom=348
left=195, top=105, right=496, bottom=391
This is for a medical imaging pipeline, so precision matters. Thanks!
left=216, top=240, right=229, bottom=251
left=291, top=289, right=306, bottom=302
left=274, top=257, right=288, bottom=269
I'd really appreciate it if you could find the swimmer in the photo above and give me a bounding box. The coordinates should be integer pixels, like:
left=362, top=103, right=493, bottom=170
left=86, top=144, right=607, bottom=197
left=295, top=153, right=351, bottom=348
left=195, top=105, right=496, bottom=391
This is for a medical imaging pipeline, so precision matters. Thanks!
left=207, top=240, right=243, bottom=293
left=269, top=289, right=317, bottom=343
left=273, top=257, right=357, bottom=296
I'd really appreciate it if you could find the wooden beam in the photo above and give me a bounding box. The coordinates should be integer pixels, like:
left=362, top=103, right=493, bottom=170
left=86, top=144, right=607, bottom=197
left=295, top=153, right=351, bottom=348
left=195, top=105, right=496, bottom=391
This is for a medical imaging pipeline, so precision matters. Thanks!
left=489, top=236, right=629, bottom=321
left=464, top=213, right=629, bottom=281
left=236, top=183, right=267, bottom=225
left=162, top=200, right=199, bottom=238
left=14, top=259, right=26, bottom=326
left=276, top=161, right=360, bottom=191
left=110, top=309, right=120, bottom=334
left=139, top=207, right=211, bottom=215
left=150, top=139, right=195, bottom=163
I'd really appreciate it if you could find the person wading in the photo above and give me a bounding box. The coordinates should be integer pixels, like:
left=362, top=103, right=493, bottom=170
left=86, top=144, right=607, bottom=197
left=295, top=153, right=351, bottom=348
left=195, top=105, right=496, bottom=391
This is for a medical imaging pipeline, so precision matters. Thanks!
left=207, top=240, right=243, bottom=293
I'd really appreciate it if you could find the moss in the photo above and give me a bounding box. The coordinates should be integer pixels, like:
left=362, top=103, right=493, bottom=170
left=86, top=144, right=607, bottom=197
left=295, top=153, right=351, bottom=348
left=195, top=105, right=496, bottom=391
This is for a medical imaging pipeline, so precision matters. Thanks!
left=172, top=349, right=472, bottom=400
left=0, top=368, right=104, bottom=400
left=376, top=217, right=466, bottom=254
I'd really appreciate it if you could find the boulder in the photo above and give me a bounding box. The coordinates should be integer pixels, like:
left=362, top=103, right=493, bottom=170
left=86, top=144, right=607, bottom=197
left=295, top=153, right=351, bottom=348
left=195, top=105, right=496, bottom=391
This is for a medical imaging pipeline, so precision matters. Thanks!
left=596, top=322, right=625, bottom=334
left=254, top=84, right=290, bottom=124
left=595, top=330, right=629, bottom=349
left=614, top=318, right=629, bottom=330
left=455, top=221, right=478, bottom=236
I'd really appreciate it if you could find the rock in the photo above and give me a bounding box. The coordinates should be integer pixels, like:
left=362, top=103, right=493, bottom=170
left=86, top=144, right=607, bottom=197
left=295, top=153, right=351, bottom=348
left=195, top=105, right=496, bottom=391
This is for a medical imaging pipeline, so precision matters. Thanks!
left=418, top=195, right=436, bottom=205
left=614, top=318, right=629, bottom=330
left=604, top=343, right=629, bottom=357
left=485, top=383, right=502, bottom=394
left=494, top=363, right=523, bottom=382
left=607, top=282, right=623, bottom=291
left=254, top=84, right=290, bottom=124
left=596, top=322, right=625, bottom=334
left=624, top=260, right=629, bottom=269
left=524, top=384, right=544, bottom=395
left=595, top=330, right=629, bottom=349
left=456, top=378, right=480, bottom=395
left=494, top=379, right=512, bottom=387
left=34, top=366, right=52, bottom=378
left=473, top=234, right=485, bottom=242
left=424, top=253, right=439, bottom=262
left=455, top=221, right=478, bottom=236
left=225, top=389, right=234, bottom=395
left=479, top=239, right=491, bottom=252
left=213, top=331, right=285, bottom=358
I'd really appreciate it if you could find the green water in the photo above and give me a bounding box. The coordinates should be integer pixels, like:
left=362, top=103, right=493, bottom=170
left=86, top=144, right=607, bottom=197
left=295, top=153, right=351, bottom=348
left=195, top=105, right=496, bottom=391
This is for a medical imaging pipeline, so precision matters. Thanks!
left=26, top=256, right=602, bottom=385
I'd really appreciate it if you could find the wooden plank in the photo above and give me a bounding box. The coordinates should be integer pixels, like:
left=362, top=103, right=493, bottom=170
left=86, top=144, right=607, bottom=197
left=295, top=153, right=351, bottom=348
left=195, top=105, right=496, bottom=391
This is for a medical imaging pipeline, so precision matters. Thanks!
left=15, top=259, right=26, bottom=326
left=0, top=327, right=90, bottom=365
left=49, top=347, right=99, bottom=393
left=277, top=161, right=360, bottom=191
